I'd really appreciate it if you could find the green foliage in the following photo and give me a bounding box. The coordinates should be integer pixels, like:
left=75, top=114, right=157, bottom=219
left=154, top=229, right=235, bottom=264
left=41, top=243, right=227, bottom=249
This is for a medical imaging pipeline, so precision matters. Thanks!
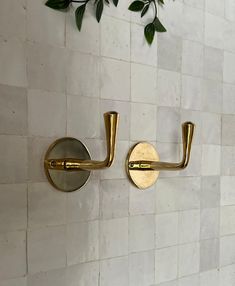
left=45, top=0, right=71, bottom=10
left=129, top=0, right=167, bottom=45
left=45, top=0, right=167, bottom=45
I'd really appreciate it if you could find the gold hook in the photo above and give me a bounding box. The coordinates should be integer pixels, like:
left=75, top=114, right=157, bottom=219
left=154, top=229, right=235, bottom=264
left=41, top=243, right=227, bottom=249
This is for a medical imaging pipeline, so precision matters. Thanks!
left=44, top=111, right=119, bottom=192
left=126, top=122, right=195, bottom=189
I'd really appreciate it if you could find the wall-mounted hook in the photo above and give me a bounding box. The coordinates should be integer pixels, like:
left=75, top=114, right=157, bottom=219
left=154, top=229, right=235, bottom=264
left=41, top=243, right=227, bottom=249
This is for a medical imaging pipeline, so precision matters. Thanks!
left=44, top=111, right=119, bottom=192
left=126, top=122, right=195, bottom=189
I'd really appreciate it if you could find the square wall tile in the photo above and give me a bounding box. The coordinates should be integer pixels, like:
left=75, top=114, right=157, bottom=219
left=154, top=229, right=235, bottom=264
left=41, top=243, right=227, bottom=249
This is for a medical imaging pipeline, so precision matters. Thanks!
left=28, top=268, right=66, bottom=286
left=66, top=8, right=99, bottom=55
left=206, top=0, right=225, bottom=17
left=221, top=176, right=235, bottom=206
left=101, top=16, right=130, bottom=61
left=28, top=226, right=66, bottom=274
left=0, top=231, right=26, bottom=280
left=28, top=182, right=66, bottom=228
left=182, top=75, right=203, bottom=111
left=179, top=209, right=200, bottom=244
left=0, top=277, right=27, bottom=286
left=100, top=257, right=128, bottom=286
left=201, top=145, right=221, bottom=176
left=104, top=0, right=130, bottom=21
left=200, top=208, right=219, bottom=240
left=159, top=0, right=183, bottom=38
left=205, top=13, right=226, bottom=49
left=100, top=218, right=128, bottom=259
left=178, top=242, right=200, bottom=277
left=157, top=107, right=180, bottom=143
left=129, top=251, right=155, bottom=286
left=201, top=112, right=221, bottom=145
left=0, top=135, right=27, bottom=184
left=101, top=58, right=130, bottom=101
left=129, top=185, right=155, bottom=216
left=0, top=0, right=26, bottom=39
left=200, top=239, right=219, bottom=271
left=182, top=5, right=204, bottom=43
left=157, top=69, right=181, bottom=108
left=224, top=52, right=235, bottom=84
left=178, top=275, right=200, bottom=286
left=200, top=269, right=220, bottom=286
left=28, top=90, right=66, bottom=137
left=156, top=177, right=200, bottom=213
left=129, top=215, right=155, bottom=253
left=67, top=179, right=99, bottom=223
left=225, top=0, right=235, bottom=21
left=0, top=38, right=27, bottom=87
left=67, top=221, right=99, bottom=265
left=202, top=79, right=222, bottom=113
left=157, top=34, right=182, bottom=72
left=27, top=0, right=65, bottom=47
left=131, top=63, right=157, bottom=104
left=221, top=206, right=235, bottom=236
left=222, top=115, right=235, bottom=146
left=220, top=235, right=235, bottom=267
left=67, top=95, right=100, bottom=139
left=66, top=51, right=99, bottom=97
left=66, top=261, right=99, bottom=286
left=204, top=46, right=223, bottom=81
left=131, top=23, right=158, bottom=67
left=27, top=42, right=66, bottom=92
left=0, top=184, right=27, bottom=232
left=220, top=264, right=235, bottom=286
left=182, top=40, right=203, bottom=77
left=223, top=84, right=235, bottom=114
left=155, top=246, right=178, bottom=284
left=201, top=176, right=220, bottom=209
left=131, top=103, right=156, bottom=141
left=0, top=85, right=27, bottom=135
left=100, top=179, right=129, bottom=219
left=156, top=212, right=178, bottom=248
left=222, top=147, right=235, bottom=175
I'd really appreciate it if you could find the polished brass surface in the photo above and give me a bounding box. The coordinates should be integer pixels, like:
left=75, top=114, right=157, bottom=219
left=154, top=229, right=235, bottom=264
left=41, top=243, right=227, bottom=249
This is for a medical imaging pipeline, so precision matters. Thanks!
left=126, top=142, right=160, bottom=189
left=126, top=122, right=195, bottom=189
left=44, top=138, right=91, bottom=192
left=44, top=111, right=119, bottom=192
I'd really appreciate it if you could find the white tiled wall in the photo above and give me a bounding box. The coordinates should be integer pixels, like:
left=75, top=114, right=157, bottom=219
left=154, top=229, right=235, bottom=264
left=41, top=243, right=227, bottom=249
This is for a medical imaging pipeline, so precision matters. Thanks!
left=0, top=0, right=235, bottom=285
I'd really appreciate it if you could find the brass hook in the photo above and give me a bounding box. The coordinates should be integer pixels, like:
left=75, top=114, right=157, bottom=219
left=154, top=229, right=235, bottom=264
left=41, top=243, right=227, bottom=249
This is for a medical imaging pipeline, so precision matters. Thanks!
left=44, top=111, right=119, bottom=192
left=126, top=122, right=195, bottom=189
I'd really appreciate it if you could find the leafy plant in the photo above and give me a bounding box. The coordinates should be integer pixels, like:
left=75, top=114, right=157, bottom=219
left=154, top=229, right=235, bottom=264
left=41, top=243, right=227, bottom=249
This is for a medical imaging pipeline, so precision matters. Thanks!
left=128, top=0, right=166, bottom=45
left=45, top=0, right=119, bottom=31
left=45, top=0, right=167, bottom=45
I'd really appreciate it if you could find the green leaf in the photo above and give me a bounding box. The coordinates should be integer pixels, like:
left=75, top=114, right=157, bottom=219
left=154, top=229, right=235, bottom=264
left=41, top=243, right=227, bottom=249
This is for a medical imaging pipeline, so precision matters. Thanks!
left=96, top=0, right=104, bottom=22
left=128, top=0, right=145, bottom=12
left=141, top=3, right=149, bottom=17
left=153, top=17, right=166, bottom=32
left=144, top=22, right=155, bottom=45
left=75, top=4, right=86, bottom=31
left=113, top=0, right=119, bottom=7
left=45, top=0, right=70, bottom=10
left=158, top=0, right=164, bottom=5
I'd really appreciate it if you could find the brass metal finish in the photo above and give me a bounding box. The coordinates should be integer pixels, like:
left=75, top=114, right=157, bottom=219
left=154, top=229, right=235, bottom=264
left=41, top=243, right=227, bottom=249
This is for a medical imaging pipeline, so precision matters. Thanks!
left=126, top=122, right=195, bottom=189
left=44, top=111, right=119, bottom=192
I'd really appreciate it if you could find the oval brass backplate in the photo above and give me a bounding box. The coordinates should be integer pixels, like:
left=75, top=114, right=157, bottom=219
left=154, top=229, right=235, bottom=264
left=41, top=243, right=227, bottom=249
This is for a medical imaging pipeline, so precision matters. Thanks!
left=44, top=137, right=91, bottom=192
left=126, top=142, right=160, bottom=190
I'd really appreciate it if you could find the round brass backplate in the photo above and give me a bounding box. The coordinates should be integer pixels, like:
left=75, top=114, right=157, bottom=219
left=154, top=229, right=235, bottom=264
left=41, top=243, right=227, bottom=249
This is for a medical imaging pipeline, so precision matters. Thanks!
left=126, top=142, right=160, bottom=190
left=44, top=137, right=91, bottom=192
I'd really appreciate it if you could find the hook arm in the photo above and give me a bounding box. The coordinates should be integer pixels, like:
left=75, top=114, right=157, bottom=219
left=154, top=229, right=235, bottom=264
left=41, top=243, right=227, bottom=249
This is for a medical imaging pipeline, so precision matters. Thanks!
left=128, top=122, right=195, bottom=171
left=45, top=111, right=119, bottom=171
